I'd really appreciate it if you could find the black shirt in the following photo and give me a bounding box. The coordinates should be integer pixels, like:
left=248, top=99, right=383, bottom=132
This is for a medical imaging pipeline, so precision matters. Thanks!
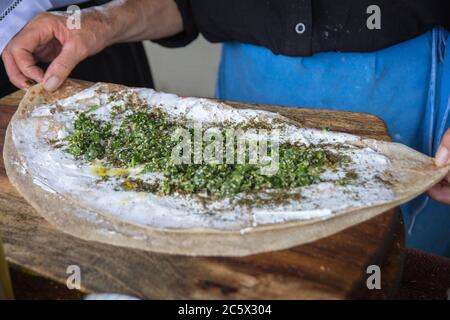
left=156, top=0, right=450, bottom=57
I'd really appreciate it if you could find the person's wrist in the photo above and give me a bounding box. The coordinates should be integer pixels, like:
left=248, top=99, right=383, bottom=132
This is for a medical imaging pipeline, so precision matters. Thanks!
left=82, top=7, right=119, bottom=50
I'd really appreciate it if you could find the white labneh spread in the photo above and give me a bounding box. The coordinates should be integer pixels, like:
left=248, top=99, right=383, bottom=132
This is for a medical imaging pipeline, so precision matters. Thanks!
left=12, top=83, right=395, bottom=231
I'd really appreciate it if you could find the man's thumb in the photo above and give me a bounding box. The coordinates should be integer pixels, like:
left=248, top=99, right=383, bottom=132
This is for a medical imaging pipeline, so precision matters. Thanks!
left=43, top=45, right=81, bottom=91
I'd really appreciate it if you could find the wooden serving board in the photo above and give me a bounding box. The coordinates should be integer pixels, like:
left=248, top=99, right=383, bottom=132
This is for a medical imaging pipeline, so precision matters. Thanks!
left=0, top=89, right=404, bottom=299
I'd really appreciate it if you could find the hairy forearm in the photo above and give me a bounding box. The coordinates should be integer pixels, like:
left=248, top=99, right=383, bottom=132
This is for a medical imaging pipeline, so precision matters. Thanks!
left=87, top=0, right=183, bottom=45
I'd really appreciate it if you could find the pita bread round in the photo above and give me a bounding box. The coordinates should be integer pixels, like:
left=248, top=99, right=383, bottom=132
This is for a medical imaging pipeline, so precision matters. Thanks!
left=4, top=80, right=449, bottom=256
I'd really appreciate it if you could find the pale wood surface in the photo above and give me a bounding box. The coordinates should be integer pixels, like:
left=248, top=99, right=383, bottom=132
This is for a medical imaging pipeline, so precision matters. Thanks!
left=0, top=89, right=404, bottom=299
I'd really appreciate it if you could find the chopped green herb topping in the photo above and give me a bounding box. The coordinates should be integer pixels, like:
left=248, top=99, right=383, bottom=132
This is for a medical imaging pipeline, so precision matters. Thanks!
left=66, top=113, right=111, bottom=161
left=64, top=110, right=354, bottom=198
left=154, top=145, right=344, bottom=198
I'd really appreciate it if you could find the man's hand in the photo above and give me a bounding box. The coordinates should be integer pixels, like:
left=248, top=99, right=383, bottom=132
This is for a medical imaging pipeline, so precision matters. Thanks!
left=428, top=128, right=450, bottom=204
left=1, top=0, right=183, bottom=92
left=2, top=10, right=112, bottom=91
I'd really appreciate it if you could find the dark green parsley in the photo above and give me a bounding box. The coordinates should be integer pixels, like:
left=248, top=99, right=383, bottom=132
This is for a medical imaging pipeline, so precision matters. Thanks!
left=64, top=110, right=354, bottom=199
left=157, top=145, right=342, bottom=198
left=106, top=111, right=175, bottom=169
left=66, top=113, right=111, bottom=161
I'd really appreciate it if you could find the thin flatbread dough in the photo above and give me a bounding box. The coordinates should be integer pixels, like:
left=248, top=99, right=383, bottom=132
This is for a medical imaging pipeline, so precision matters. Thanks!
left=4, top=80, right=450, bottom=256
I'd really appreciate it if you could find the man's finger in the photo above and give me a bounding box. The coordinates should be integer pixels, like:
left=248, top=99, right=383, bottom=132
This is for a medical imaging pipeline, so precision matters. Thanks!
left=2, top=49, right=30, bottom=89
left=435, top=129, right=450, bottom=166
left=42, top=43, right=82, bottom=91
left=446, top=173, right=450, bottom=184
left=8, top=22, right=49, bottom=83
left=12, top=46, right=44, bottom=82
left=427, top=181, right=450, bottom=205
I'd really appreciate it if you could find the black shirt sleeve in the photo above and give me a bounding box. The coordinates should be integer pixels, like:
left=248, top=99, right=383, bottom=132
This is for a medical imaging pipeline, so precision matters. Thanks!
left=154, top=0, right=450, bottom=57
left=154, top=0, right=199, bottom=47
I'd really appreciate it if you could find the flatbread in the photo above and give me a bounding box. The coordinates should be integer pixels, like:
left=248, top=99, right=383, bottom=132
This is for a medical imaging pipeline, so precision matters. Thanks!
left=4, top=80, right=450, bottom=256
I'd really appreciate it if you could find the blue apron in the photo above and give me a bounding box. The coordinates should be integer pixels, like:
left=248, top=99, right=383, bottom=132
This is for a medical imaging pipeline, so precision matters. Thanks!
left=216, top=28, right=450, bottom=257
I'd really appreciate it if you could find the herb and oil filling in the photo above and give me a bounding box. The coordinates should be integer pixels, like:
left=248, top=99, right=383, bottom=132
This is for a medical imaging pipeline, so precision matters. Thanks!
left=61, top=99, right=357, bottom=205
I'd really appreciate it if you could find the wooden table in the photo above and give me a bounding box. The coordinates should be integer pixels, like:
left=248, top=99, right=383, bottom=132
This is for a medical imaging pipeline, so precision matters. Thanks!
left=0, top=90, right=404, bottom=299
